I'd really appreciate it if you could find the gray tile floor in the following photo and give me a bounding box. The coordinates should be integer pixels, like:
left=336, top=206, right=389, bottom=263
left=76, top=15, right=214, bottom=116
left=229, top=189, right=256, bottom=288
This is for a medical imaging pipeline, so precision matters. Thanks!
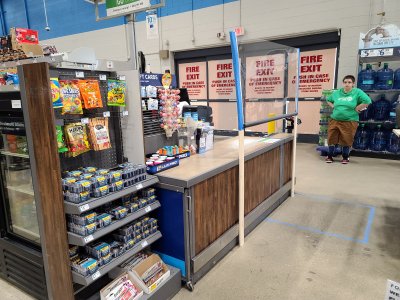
left=1, top=143, right=400, bottom=299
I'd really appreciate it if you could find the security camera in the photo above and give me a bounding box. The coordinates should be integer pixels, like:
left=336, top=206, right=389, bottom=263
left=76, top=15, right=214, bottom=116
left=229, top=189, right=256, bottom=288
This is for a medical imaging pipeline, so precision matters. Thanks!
left=45, top=26, right=50, bottom=31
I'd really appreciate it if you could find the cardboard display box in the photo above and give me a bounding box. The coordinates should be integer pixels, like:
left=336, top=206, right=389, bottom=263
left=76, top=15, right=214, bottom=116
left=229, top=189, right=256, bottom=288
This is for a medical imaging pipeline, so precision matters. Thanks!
left=100, top=272, right=143, bottom=300
left=129, top=254, right=171, bottom=294
left=10, top=28, right=43, bottom=57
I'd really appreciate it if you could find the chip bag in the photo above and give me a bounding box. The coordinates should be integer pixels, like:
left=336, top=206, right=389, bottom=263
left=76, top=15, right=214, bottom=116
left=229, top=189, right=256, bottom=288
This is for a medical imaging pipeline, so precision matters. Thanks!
left=64, top=123, right=90, bottom=157
left=88, top=118, right=111, bottom=151
left=107, top=80, right=126, bottom=107
left=50, top=78, right=63, bottom=108
left=56, top=125, right=68, bottom=153
left=60, top=80, right=83, bottom=114
left=78, top=80, right=103, bottom=109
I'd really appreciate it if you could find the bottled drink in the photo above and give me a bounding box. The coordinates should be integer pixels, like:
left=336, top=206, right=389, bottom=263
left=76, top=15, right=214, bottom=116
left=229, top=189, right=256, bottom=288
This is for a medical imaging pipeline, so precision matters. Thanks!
left=375, top=63, right=394, bottom=90
left=371, top=125, right=387, bottom=151
left=387, top=130, right=400, bottom=153
left=389, top=96, right=400, bottom=122
left=358, top=64, right=376, bottom=90
left=394, top=68, right=400, bottom=89
left=372, top=95, right=391, bottom=121
left=353, top=124, right=369, bottom=150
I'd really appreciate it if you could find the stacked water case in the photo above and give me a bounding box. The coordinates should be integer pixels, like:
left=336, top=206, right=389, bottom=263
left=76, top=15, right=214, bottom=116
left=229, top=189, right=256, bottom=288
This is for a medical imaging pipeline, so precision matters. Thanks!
left=355, top=46, right=400, bottom=158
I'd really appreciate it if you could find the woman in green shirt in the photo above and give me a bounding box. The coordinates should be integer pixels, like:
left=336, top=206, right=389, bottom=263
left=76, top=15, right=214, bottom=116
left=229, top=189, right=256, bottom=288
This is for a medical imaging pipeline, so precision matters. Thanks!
left=326, top=75, right=372, bottom=164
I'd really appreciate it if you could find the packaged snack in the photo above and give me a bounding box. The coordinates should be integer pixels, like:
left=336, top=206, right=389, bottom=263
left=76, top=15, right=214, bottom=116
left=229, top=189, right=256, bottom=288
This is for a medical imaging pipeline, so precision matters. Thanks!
left=108, top=206, right=128, bottom=220
left=107, top=79, right=126, bottom=106
left=64, top=123, right=90, bottom=156
left=50, top=78, right=63, bottom=108
left=56, top=125, right=68, bottom=153
left=86, top=242, right=110, bottom=259
left=87, top=118, right=111, bottom=151
left=64, top=191, right=91, bottom=204
left=59, top=80, right=83, bottom=114
left=91, top=185, right=109, bottom=198
left=71, top=256, right=98, bottom=276
left=78, top=80, right=103, bottom=109
left=96, top=213, right=112, bottom=228
left=109, top=180, right=124, bottom=192
left=69, top=212, right=97, bottom=226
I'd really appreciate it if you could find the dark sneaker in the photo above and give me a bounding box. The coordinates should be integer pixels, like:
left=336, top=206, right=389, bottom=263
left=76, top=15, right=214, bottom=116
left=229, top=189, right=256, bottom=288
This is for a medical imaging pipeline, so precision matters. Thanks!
left=325, top=156, right=334, bottom=163
left=341, top=158, right=350, bottom=164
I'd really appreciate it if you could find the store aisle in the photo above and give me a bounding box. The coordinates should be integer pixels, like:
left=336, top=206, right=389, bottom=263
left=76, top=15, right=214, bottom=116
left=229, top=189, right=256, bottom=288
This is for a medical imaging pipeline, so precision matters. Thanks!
left=0, top=143, right=399, bottom=299
left=174, top=143, right=400, bottom=300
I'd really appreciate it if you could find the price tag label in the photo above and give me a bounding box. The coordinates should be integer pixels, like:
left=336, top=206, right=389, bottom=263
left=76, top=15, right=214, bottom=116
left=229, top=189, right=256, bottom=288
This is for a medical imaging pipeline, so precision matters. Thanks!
left=141, top=240, right=148, bottom=248
left=99, top=74, right=107, bottom=81
left=360, top=48, right=393, bottom=58
left=118, top=75, right=126, bottom=81
left=75, top=71, right=85, bottom=78
left=145, top=206, right=151, bottom=213
left=122, top=110, right=129, bottom=116
left=84, top=235, right=94, bottom=243
left=81, top=118, right=89, bottom=124
left=79, top=204, right=90, bottom=212
left=136, top=183, right=143, bottom=190
left=103, top=111, right=111, bottom=118
left=11, top=100, right=21, bottom=109
left=91, top=271, right=101, bottom=281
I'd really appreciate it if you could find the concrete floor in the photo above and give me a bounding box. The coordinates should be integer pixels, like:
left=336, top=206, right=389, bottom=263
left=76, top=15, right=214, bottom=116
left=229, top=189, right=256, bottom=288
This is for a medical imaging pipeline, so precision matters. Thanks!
left=1, top=143, right=400, bottom=299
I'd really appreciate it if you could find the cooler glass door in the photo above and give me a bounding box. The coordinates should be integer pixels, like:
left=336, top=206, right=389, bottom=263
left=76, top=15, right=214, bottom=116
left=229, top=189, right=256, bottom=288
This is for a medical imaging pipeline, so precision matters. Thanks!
left=0, top=115, right=40, bottom=245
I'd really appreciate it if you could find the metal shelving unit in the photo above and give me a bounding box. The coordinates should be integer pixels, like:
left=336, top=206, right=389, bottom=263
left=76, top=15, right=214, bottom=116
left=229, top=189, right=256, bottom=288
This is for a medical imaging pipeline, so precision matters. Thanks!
left=68, top=201, right=161, bottom=246
left=0, top=150, right=29, bottom=158
left=71, top=231, right=162, bottom=286
left=64, top=175, right=159, bottom=214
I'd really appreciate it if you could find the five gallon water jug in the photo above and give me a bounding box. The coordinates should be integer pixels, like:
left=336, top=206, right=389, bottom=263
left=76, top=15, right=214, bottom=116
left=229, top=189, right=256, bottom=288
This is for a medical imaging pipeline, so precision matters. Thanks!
left=372, top=95, right=391, bottom=120
left=353, top=124, right=369, bottom=150
left=358, top=64, right=376, bottom=91
left=375, top=63, right=394, bottom=90
left=359, top=104, right=372, bottom=121
left=371, top=125, right=387, bottom=151
left=390, top=96, right=400, bottom=122
left=387, top=130, right=400, bottom=153
left=394, top=68, right=400, bottom=89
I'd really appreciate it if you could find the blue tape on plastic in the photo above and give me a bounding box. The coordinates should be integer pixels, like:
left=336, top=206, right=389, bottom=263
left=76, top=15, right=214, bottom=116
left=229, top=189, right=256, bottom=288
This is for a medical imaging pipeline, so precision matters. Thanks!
left=229, top=31, right=244, bottom=131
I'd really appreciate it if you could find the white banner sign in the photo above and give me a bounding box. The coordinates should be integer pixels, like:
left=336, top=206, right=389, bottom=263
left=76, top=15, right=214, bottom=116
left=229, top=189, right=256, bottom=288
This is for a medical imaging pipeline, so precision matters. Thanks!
left=146, top=14, right=158, bottom=40
left=106, top=0, right=150, bottom=17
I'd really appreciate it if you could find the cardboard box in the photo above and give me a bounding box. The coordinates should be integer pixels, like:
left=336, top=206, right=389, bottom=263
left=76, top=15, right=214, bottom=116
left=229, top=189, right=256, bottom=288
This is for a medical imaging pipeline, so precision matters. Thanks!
left=129, top=254, right=170, bottom=294
left=100, top=272, right=143, bottom=300
left=10, top=28, right=43, bottom=57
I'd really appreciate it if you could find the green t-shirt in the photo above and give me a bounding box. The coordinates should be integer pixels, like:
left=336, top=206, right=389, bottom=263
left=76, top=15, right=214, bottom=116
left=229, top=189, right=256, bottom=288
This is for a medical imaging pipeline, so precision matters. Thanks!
left=327, top=88, right=372, bottom=121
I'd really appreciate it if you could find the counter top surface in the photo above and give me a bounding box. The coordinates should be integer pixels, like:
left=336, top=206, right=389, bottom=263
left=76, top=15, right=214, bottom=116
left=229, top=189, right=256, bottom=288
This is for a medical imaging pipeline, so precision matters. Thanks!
left=156, top=133, right=293, bottom=188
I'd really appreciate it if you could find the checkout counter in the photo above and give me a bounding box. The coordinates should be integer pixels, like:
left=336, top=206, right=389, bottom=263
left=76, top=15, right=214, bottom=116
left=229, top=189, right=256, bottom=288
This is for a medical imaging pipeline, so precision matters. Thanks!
left=152, top=133, right=294, bottom=289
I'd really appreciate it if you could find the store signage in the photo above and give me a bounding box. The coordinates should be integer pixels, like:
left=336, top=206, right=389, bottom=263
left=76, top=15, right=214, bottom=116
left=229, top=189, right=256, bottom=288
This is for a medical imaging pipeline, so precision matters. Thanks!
left=106, top=0, right=150, bottom=17
left=178, top=62, right=207, bottom=100
left=234, top=27, right=245, bottom=36
left=245, top=54, right=285, bottom=99
left=359, top=24, right=400, bottom=49
left=140, top=73, right=177, bottom=88
left=288, top=48, right=336, bottom=98
left=360, top=48, right=394, bottom=58
left=385, top=280, right=400, bottom=300
left=146, top=14, right=159, bottom=40
left=208, top=59, right=236, bottom=100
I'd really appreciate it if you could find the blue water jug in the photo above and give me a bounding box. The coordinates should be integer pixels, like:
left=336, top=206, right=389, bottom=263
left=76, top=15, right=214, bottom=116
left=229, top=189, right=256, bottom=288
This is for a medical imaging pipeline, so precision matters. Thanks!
left=387, top=130, right=400, bottom=153
left=359, top=104, right=372, bottom=121
left=371, top=125, right=387, bottom=151
left=375, top=63, right=394, bottom=90
left=394, top=68, right=400, bottom=89
left=358, top=64, right=376, bottom=91
left=372, top=96, right=391, bottom=120
left=353, top=124, right=369, bottom=150
left=389, top=96, right=400, bottom=122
